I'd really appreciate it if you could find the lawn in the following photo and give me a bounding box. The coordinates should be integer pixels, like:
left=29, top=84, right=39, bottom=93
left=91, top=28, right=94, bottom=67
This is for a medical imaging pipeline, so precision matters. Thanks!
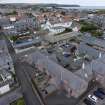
left=10, top=98, right=25, bottom=105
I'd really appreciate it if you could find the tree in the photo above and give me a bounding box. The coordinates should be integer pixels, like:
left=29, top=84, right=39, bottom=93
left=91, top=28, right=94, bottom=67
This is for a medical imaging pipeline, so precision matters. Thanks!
left=12, top=10, right=17, bottom=15
left=80, top=23, right=98, bottom=32
left=61, top=11, right=66, bottom=16
left=5, top=10, right=17, bottom=16
left=40, top=8, right=45, bottom=13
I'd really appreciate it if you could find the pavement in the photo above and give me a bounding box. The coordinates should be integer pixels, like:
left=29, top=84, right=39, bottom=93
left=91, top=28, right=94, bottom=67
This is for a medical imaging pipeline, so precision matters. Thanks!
left=15, top=46, right=36, bottom=54
left=0, top=87, right=22, bottom=105
left=46, top=91, right=78, bottom=105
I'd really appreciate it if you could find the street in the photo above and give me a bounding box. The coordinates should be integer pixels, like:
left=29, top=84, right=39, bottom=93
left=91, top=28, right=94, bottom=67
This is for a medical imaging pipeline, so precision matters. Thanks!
left=14, top=60, right=42, bottom=105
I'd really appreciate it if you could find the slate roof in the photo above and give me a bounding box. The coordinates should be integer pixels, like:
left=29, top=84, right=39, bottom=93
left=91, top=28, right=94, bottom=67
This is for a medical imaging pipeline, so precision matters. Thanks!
left=0, top=40, right=12, bottom=69
left=26, top=51, right=88, bottom=95
left=78, top=42, right=99, bottom=60
left=82, top=35, right=105, bottom=49
left=91, top=54, right=105, bottom=76
left=74, top=63, right=93, bottom=82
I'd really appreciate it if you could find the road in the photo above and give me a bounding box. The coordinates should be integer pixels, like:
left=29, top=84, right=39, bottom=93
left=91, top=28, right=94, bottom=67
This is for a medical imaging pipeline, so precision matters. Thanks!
left=14, top=60, right=42, bottom=105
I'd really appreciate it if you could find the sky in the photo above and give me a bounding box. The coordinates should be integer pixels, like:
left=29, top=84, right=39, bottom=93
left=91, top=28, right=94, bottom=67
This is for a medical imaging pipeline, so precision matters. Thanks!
left=1, top=0, right=105, bottom=6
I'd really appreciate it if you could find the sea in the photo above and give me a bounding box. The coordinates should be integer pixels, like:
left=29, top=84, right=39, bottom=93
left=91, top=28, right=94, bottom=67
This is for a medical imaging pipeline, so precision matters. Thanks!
left=60, top=6, right=105, bottom=10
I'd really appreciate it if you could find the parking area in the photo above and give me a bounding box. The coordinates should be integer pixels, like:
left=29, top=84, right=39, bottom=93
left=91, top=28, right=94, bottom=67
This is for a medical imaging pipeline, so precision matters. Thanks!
left=77, top=83, right=105, bottom=105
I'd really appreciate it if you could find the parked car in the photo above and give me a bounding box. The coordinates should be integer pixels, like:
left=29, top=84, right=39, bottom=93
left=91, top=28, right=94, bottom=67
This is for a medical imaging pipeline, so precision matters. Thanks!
left=97, top=88, right=105, bottom=95
left=61, top=43, right=70, bottom=48
left=88, top=94, right=98, bottom=103
left=83, top=98, right=95, bottom=105
left=93, top=91, right=105, bottom=99
left=63, top=53, right=71, bottom=57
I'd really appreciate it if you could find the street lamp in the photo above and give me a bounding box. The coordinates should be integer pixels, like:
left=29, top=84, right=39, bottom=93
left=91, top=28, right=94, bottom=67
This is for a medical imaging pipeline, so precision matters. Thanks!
left=82, top=62, right=85, bottom=70
left=82, top=62, right=88, bottom=79
left=60, top=71, right=64, bottom=81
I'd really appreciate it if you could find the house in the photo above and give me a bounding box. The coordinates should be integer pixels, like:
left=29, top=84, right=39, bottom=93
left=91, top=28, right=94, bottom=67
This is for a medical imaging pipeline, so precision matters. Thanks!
left=75, top=53, right=105, bottom=88
left=91, top=54, right=105, bottom=87
left=0, top=40, right=15, bottom=95
left=44, top=32, right=80, bottom=43
left=13, top=38, right=41, bottom=50
left=11, top=34, right=42, bottom=53
left=2, top=17, right=40, bottom=32
left=0, top=69, right=14, bottom=95
left=14, top=17, right=40, bottom=31
left=91, top=15, right=105, bottom=29
left=0, top=18, right=11, bottom=29
left=0, top=40, right=14, bottom=73
left=78, top=42, right=99, bottom=60
left=46, top=19, right=72, bottom=28
left=25, top=51, right=88, bottom=98
left=41, top=15, right=72, bottom=34
left=82, top=34, right=105, bottom=49
left=70, top=21, right=81, bottom=32
left=74, top=63, right=93, bottom=82
left=43, top=26, right=65, bottom=35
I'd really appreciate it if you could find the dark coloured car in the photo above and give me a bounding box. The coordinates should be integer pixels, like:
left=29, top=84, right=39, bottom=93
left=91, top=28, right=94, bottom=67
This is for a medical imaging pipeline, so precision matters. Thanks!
left=97, top=88, right=105, bottom=95
left=63, top=53, right=70, bottom=57
left=83, top=98, right=95, bottom=105
left=93, top=91, right=105, bottom=99
left=15, top=40, right=22, bottom=44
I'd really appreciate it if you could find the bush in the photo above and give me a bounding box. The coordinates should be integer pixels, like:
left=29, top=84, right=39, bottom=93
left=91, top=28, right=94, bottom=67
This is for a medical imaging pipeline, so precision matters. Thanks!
left=65, top=28, right=72, bottom=32
left=10, top=98, right=25, bottom=105
left=10, top=36, right=18, bottom=42
left=91, top=31, right=103, bottom=37
left=17, top=99, right=25, bottom=105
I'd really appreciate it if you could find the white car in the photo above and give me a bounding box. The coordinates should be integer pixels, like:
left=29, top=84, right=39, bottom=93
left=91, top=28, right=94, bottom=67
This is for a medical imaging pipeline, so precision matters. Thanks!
left=88, top=94, right=98, bottom=103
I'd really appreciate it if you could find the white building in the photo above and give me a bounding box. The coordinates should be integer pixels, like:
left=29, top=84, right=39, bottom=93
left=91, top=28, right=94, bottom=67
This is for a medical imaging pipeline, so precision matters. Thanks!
left=41, top=19, right=72, bottom=35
